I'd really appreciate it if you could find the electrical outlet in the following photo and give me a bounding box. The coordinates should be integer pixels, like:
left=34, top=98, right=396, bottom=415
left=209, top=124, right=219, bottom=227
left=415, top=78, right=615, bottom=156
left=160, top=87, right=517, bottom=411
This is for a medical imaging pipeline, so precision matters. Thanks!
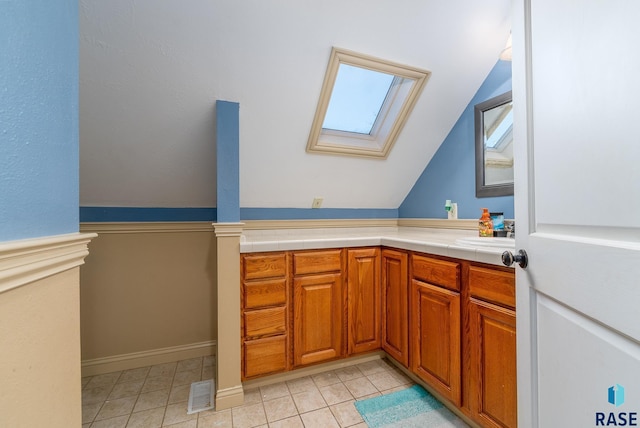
left=312, top=197, right=323, bottom=209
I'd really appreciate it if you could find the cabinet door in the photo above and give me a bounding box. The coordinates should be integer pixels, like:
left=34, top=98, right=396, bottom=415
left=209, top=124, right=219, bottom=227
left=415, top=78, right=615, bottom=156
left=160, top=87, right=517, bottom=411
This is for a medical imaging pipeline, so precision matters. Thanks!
left=411, top=279, right=461, bottom=406
left=468, top=298, right=517, bottom=428
left=381, top=249, right=409, bottom=367
left=293, top=273, right=343, bottom=366
left=347, top=248, right=381, bottom=355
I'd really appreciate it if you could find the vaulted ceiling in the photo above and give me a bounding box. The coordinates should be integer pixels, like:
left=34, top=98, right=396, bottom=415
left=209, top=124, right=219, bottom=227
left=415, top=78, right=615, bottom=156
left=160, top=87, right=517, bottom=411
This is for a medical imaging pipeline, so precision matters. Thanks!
left=79, top=0, right=511, bottom=210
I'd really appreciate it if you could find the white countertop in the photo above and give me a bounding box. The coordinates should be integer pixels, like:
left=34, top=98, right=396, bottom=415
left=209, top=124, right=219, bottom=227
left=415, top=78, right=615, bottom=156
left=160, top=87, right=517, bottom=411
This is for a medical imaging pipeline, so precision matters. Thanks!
left=240, top=226, right=513, bottom=267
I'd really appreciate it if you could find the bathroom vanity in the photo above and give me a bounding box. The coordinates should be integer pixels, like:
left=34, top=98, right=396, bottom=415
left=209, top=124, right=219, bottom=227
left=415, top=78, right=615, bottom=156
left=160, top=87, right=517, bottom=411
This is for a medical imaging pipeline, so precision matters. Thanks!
left=240, top=225, right=516, bottom=428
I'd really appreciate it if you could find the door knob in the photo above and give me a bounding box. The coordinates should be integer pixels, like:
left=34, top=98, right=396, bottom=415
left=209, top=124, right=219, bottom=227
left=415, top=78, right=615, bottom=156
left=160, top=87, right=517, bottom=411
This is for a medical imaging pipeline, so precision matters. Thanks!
left=502, top=249, right=528, bottom=269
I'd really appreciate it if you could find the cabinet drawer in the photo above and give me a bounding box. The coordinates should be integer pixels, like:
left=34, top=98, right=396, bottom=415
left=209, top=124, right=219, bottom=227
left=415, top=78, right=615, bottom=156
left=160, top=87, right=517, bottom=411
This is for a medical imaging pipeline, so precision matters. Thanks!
left=412, top=254, right=460, bottom=291
left=244, top=335, right=287, bottom=378
left=243, top=253, right=286, bottom=280
left=244, top=279, right=287, bottom=309
left=293, top=250, right=342, bottom=275
left=244, top=306, right=286, bottom=338
left=468, top=265, right=515, bottom=309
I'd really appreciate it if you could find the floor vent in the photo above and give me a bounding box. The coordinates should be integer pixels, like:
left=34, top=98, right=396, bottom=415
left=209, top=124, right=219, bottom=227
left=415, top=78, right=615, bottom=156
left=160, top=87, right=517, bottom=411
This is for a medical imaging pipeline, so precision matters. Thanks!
left=187, top=379, right=215, bottom=414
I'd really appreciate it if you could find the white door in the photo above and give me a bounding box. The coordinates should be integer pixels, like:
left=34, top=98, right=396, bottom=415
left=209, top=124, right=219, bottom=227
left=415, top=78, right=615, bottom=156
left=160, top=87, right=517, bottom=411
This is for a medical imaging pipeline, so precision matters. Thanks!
left=512, top=0, right=640, bottom=426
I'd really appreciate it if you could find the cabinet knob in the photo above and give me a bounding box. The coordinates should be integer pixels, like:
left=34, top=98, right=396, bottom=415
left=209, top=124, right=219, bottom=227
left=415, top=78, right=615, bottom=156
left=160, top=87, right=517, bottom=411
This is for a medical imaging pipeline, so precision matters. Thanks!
left=502, top=249, right=528, bottom=269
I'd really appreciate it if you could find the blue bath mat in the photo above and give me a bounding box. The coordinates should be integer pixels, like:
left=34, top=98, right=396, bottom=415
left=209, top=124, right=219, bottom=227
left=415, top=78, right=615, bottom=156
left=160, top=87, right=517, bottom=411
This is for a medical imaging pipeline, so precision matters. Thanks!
left=354, top=385, right=468, bottom=427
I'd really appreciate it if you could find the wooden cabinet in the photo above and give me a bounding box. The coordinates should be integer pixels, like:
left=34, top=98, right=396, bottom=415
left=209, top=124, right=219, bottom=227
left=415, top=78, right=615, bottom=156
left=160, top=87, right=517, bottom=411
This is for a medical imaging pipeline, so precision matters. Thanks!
left=241, top=252, right=289, bottom=379
left=347, top=248, right=381, bottom=355
left=243, top=248, right=382, bottom=374
left=381, top=248, right=409, bottom=367
left=410, top=255, right=462, bottom=406
left=292, top=249, right=344, bottom=366
left=240, top=245, right=517, bottom=428
left=466, top=265, right=517, bottom=428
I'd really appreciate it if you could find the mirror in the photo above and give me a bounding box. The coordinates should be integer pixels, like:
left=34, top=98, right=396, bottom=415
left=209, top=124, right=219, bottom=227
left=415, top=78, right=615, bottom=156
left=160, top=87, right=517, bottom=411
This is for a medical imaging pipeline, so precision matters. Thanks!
left=475, top=90, right=514, bottom=197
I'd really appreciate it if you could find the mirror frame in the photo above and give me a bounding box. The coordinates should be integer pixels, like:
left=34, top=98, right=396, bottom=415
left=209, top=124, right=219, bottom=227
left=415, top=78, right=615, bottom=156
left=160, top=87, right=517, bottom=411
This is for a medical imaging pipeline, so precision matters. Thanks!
left=474, top=90, right=514, bottom=198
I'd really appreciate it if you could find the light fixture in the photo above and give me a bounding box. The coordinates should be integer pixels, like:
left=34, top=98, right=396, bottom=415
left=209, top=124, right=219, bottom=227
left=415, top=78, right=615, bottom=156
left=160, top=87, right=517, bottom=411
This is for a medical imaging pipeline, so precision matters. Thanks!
left=500, top=33, right=512, bottom=61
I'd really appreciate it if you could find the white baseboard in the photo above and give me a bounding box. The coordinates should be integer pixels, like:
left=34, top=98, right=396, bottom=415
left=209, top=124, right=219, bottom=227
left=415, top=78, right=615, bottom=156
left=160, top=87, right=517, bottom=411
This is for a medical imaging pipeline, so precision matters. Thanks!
left=81, top=340, right=217, bottom=377
left=214, top=385, right=245, bottom=410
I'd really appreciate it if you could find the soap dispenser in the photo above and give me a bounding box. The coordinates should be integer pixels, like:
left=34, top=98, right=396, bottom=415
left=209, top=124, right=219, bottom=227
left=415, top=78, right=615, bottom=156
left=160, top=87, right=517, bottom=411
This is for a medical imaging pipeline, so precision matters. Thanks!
left=479, top=208, right=493, bottom=237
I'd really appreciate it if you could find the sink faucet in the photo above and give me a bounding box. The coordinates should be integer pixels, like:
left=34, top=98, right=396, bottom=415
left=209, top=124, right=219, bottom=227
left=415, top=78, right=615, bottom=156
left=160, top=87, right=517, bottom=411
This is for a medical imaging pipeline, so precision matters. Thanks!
left=505, top=220, right=515, bottom=239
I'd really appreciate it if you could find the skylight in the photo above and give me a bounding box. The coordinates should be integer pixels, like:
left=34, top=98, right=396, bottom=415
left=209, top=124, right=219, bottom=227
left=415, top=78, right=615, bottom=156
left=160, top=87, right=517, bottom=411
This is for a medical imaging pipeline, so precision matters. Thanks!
left=322, top=64, right=395, bottom=135
left=307, top=48, right=431, bottom=159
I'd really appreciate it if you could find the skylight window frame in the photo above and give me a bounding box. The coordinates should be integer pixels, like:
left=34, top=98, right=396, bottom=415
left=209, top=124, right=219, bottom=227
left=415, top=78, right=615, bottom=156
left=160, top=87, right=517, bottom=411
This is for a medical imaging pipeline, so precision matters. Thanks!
left=306, top=47, right=431, bottom=159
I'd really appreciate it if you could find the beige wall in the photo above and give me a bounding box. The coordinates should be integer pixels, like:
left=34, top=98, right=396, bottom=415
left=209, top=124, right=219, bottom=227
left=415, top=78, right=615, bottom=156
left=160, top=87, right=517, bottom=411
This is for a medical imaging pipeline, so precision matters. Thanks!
left=0, top=268, right=83, bottom=427
left=80, top=224, right=217, bottom=373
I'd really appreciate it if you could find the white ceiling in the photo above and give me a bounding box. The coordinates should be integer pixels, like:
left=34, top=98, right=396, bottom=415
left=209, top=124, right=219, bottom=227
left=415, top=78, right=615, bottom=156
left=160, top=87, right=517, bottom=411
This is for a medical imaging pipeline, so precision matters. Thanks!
left=79, top=0, right=511, bottom=209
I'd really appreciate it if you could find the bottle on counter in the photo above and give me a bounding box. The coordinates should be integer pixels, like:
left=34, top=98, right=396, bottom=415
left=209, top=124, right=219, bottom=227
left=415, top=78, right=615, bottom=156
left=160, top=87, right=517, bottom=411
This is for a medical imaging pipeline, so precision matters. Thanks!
left=479, top=208, right=494, bottom=237
left=490, top=212, right=505, bottom=237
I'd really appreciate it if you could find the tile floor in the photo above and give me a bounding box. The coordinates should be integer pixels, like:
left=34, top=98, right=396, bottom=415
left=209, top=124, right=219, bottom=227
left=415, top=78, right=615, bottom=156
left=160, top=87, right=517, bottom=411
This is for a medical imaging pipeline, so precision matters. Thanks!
left=81, top=356, right=420, bottom=428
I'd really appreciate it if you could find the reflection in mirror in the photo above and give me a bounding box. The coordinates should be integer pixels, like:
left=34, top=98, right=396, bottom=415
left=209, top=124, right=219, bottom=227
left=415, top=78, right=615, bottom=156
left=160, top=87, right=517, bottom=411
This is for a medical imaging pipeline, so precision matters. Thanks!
left=475, top=91, right=514, bottom=197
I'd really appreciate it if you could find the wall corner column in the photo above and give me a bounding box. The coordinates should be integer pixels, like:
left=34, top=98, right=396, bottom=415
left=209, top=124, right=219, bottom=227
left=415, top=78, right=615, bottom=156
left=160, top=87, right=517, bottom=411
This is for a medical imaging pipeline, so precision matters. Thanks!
left=213, top=223, right=244, bottom=409
left=0, top=233, right=96, bottom=427
left=216, top=100, right=240, bottom=224
left=214, top=100, right=243, bottom=409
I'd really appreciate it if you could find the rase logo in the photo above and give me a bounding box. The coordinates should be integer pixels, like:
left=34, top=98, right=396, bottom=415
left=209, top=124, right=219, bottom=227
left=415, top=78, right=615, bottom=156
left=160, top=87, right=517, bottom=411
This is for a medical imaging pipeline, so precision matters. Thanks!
left=596, top=384, right=637, bottom=426
left=610, top=385, right=626, bottom=408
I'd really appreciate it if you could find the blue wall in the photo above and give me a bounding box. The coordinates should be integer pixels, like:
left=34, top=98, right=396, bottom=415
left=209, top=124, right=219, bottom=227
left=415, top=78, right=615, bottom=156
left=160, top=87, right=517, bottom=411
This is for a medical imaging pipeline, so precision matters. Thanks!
left=240, top=208, right=397, bottom=220
left=399, top=60, right=513, bottom=219
left=216, top=101, right=240, bottom=223
left=0, top=1, right=79, bottom=241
